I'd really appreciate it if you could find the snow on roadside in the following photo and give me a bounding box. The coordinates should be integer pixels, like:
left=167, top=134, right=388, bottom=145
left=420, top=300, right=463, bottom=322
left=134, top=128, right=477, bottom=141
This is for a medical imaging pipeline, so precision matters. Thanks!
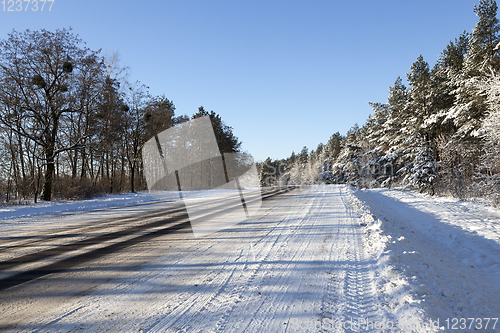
left=0, top=191, right=164, bottom=222
left=0, top=189, right=243, bottom=222
left=350, top=186, right=500, bottom=332
left=367, top=188, right=500, bottom=278
left=345, top=186, right=433, bottom=332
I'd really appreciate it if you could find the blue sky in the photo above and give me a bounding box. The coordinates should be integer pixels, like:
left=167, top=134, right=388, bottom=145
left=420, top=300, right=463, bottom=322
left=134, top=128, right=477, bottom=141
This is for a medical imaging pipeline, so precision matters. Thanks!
left=0, top=0, right=481, bottom=161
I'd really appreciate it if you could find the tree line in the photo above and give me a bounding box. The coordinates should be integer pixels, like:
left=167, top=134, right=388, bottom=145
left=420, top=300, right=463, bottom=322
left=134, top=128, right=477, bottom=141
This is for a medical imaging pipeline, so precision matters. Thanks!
left=260, top=0, right=500, bottom=206
left=0, top=28, right=241, bottom=202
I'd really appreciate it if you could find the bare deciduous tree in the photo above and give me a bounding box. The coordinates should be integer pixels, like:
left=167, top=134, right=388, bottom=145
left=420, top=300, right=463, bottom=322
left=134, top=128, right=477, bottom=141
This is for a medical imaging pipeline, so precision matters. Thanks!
left=0, top=28, right=105, bottom=200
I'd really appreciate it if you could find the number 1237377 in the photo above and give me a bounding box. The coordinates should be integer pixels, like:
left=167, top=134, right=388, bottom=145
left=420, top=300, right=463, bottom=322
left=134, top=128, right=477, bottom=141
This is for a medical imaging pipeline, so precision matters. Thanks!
left=2, top=0, right=54, bottom=11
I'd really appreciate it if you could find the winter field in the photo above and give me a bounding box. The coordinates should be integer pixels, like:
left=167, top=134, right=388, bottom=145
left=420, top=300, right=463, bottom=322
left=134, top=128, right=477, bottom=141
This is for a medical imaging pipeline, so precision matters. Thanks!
left=0, top=185, right=499, bottom=332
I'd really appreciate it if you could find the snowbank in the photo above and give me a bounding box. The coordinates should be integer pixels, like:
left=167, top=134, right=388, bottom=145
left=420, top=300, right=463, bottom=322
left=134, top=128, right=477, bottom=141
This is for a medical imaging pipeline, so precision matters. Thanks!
left=346, top=186, right=432, bottom=332
left=350, top=186, right=500, bottom=332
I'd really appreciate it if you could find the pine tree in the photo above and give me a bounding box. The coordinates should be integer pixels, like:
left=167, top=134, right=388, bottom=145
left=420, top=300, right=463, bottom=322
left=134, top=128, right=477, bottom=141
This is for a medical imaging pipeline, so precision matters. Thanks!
left=259, top=157, right=276, bottom=187
left=192, top=106, right=242, bottom=154
left=319, top=132, right=342, bottom=183
left=404, top=137, right=438, bottom=195
left=438, top=0, right=500, bottom=197
left=476, top=72, right=500, bottom=205
left=449, top=0, right=500, bottom=129
left=298, top=146, right=309, bottom=165
left=406, top=55, right=431, bottom=130
left=382, top=77, right=409, bottom=159
left=394, top=56, right=438, bottom=192
left=470, top=0, right=500, bottom=72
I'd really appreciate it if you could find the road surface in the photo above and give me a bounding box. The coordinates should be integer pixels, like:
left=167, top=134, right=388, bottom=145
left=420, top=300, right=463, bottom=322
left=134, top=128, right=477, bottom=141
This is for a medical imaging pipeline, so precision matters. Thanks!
left=0, top=186, right=387, bottom=332
left=3, top=185, right=499, bottom=332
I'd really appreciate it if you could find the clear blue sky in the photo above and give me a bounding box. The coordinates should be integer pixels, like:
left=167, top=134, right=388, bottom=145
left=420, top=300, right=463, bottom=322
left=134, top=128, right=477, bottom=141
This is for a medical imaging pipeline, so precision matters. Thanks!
left=0, top=0, right=481, bottom=161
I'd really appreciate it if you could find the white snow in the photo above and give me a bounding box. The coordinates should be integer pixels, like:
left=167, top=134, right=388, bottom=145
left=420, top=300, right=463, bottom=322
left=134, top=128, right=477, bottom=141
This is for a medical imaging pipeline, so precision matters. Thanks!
left=0, top=191, right=165, bottom=222
left=0, top=189, right=243, bottom=223
left=1, top=185, right=500, bottom=332
left=351, top=186, right=500, bottom=331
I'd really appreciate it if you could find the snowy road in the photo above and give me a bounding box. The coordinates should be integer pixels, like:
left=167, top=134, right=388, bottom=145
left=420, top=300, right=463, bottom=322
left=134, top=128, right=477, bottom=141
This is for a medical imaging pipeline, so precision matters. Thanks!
left=0, top=185, right=499, bottom=332
left=0, top=185, right=390, bottom=332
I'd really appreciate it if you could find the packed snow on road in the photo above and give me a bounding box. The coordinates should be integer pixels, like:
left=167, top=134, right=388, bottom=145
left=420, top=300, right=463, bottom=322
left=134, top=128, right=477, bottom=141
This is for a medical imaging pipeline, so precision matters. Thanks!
left=0, top=185, right=499, bottom=332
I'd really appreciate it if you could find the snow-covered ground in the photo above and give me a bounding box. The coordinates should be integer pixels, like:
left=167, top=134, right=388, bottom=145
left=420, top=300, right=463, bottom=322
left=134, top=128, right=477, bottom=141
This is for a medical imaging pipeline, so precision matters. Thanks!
left=351, top=186, right=500, bottom=332
left=0, top=185, right=499, bottom=332
left=0, top=191, right=170, bottom=223
left=0, top=190, right=239, bottom=222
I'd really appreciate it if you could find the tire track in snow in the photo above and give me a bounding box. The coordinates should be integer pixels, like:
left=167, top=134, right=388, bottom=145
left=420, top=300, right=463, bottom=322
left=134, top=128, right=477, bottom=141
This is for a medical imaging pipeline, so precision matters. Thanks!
left=147, top=252, right=243, bottom=333
left=320, top=186, right=383, bottom=333
left=209, top=194, right=309, bottom=332
left=145, top=193, right=306, bottom=332
left=57, top=195, right=292, bottom=333
left=173, top=185, right=384, bottom=333
left=233, top=192, right=321, bottom=332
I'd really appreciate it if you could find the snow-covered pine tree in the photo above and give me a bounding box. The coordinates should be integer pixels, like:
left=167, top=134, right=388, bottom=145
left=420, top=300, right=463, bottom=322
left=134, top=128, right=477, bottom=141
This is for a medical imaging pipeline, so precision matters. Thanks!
left=259, top=157, right=276, bottom=187
left=375, top=77, right=410, bottom=187
left=441, top=0, right=500, bottom=197
left=298, top=146, right=308, bottom=166
left=307, top=143, right=324, bottom=184
left=404, top=136, right=439, bottom=195
left=427, top=32, right=471, bottom=196
left=393, top=55, right=439, bottom=193
left=476, top=71, right=500, bottom=205
left=447, top=0, right=499, bottom=129
left=362, top=102, right=390, bottom=186
left=335, top=124, right=368, bottom=187
left=319, top=132, right=343, bottom=183
left=424, top=33, right=468, bottom=139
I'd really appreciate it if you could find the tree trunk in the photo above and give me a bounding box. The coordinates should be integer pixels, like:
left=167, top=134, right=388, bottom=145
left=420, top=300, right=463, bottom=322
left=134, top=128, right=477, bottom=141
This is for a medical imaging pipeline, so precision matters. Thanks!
left=71, top=150, right=78, bottom=179
left=34, top=164, right=42, bottom=204
left=17, top=133, right=27, bottom=199
left=119, top=155, right=125, bottom=192
left=130, top=161, right=135, bottom=193
left=42, top=122, right=58, bottom=201
left=106, top=151, right=110, bottom=192
left=110, top=158, right=115, bottom=194
left=42, top=153, right=55, bottom=201
left=80, top=147, right=87, bottom=179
